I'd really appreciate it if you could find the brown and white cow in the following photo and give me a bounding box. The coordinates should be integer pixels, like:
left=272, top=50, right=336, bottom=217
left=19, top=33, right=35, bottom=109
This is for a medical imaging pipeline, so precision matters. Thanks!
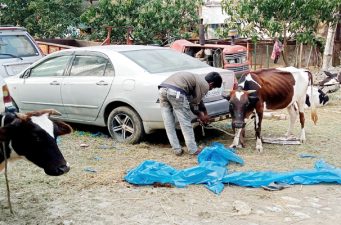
left=0, top=109, right=72, bottom=176
left=228, top=67, right=318, bottom=152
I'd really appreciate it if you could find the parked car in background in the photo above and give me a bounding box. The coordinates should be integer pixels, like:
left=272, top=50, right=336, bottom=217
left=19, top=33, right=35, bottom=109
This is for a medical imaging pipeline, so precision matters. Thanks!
left=0, top=26, right=44, bottom=78
left=5, top=45, right=237, bottom=144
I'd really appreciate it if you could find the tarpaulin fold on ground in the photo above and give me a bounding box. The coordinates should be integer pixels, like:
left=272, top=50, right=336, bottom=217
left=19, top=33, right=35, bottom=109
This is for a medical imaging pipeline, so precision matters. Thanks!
left=124, top=142, right=341, bottom=194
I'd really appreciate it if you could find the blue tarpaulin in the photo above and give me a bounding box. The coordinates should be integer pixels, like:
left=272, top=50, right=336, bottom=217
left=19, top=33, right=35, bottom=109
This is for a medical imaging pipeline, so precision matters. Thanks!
left=124, top=142, right=341, bottom=194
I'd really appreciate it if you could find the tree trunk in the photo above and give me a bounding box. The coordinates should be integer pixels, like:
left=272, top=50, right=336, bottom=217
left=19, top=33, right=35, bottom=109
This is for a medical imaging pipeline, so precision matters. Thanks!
left=322, top=22, right=337, bottom=70
left=282, top=25, right=289, bottom=66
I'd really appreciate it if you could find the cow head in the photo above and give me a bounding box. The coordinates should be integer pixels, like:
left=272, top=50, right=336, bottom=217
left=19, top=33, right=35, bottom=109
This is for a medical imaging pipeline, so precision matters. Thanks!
left=229, top=88, right=258, bottom=128
left=320, top=71, right=341, bottom=84
left=319, top=71, right=341, bottom=93
left=0, top=109, right=72, bottom=176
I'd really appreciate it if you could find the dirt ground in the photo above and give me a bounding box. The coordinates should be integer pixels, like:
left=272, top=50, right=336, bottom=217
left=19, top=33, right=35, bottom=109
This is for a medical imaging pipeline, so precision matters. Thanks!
left=1, top=90, right=341, bottom=225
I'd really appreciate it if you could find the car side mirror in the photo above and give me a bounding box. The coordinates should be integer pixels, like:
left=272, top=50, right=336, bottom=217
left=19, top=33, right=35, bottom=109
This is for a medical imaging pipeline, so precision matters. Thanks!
left=21, top=68, right=31, bottom=78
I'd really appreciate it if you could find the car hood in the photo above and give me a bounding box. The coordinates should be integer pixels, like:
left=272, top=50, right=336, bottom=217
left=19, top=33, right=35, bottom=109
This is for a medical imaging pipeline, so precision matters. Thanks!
left=1, top=57, right=40, bottom=77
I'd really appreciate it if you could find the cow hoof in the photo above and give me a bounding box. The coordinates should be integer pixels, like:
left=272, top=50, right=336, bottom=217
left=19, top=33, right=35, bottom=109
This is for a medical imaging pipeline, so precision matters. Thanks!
left=256, top=146, right=263, bottom=153
left=229, top=144, right=237, bottom=149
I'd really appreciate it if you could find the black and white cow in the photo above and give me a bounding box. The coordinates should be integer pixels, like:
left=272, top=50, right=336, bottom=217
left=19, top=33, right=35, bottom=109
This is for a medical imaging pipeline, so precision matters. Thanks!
left=305, top=86, right=329, bottom=108
left=228, top=67, right=318, bottom=152
left=0, top=109, right=72, bottom=176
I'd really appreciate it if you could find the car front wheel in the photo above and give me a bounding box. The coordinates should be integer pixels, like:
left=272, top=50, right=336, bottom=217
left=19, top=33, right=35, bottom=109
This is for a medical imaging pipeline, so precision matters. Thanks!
left=107, top=106, right=144, bottom=144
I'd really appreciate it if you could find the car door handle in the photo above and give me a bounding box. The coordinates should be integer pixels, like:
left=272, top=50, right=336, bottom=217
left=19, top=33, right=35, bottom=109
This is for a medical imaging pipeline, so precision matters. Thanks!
left=50, top=81, right=60, bottom=85
left=96, top=81, right=108, bottom=86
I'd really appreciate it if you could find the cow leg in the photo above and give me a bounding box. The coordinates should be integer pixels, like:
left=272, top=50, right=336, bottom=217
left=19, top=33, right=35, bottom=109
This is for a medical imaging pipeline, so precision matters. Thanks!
left=239, top=128, right=246, bottom=147
left=230, top=128, right=242, bottom=148
left=254, top=111, right=263, bottom=153
left=286, top=104, right=297, bottom=137
left=296, top=99, right=306, bottom=143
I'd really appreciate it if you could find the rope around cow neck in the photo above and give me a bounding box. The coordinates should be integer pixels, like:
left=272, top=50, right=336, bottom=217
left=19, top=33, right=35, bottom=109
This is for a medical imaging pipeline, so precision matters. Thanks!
left=1, top=114, right=14, bottom=214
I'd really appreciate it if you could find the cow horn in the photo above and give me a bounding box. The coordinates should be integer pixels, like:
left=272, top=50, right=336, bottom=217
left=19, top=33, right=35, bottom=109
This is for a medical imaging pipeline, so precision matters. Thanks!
left=25, top=109, right=62, bottom=117
left=246, top=90, right=257, bottom=94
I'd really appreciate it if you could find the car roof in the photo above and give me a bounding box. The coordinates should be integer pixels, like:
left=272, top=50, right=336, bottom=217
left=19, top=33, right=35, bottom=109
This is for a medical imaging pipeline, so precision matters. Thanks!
left=59, top=45, right=166, bottom=54
left=0, top=26, right=27, bottom=32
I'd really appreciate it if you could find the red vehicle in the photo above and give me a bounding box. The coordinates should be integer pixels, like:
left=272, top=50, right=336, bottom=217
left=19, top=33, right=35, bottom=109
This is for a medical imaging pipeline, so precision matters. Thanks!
left=170, top=39, right=250, bottom=78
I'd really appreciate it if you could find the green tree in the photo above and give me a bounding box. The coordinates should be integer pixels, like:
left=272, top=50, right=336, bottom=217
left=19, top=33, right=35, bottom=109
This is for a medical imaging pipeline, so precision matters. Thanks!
left=221, top=0, right=341, bottom=66
left=0, top=0, right=32, bottom=26
left=80, top=0, right=202, bottom=45
left=0, top=0, right=83, bottom=38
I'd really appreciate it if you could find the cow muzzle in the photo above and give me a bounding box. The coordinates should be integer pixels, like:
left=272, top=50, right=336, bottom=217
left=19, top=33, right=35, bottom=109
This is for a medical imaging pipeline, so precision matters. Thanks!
left=232, top=121, right=246, bottom=129
left=44, top=163, right=70, bottom=176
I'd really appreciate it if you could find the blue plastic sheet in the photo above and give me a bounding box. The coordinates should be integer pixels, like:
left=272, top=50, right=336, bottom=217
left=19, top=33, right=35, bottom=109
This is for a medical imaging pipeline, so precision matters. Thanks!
left=124, top=142, right=341, bottom=194
left=222, top=160, right=341, bottom=187
left=197, top=142, right=244, bottom=166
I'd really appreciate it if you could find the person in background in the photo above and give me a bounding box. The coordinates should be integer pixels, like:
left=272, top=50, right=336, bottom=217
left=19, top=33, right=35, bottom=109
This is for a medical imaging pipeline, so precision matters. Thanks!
left=158, top=71, right=223, bottom=156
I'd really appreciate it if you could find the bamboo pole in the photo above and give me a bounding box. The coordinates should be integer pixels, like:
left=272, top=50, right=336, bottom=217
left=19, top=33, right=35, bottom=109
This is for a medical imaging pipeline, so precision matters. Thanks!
left=253, top=42, right=257, bottom=70
left=306, top=45, right=313, bottom=68
left=299, top=43, right=303, bottom=68
left=266, top=45, right=269, bottom=68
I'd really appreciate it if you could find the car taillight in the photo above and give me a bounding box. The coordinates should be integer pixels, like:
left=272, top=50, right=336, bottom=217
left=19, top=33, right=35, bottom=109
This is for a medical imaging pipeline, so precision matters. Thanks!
left=2, top=85, right=12, bottom=104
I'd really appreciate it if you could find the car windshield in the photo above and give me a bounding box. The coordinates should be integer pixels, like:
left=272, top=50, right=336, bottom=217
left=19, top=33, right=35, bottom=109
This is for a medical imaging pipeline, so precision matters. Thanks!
left=0, top=35, right=39, bottom=59
left=121, top=49, right=209, bottom=73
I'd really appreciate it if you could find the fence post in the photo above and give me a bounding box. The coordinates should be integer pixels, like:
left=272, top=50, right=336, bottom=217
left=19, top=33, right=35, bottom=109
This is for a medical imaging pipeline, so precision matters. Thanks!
left=253, top=42, right=257, bottom=70
left=266, top=44, right=270, bottom=68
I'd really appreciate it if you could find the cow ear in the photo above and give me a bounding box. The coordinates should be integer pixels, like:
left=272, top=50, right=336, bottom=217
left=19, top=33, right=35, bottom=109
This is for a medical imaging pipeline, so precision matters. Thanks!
left=53, top=120, right=73, bottom=136
left=324, top=71, right=336, bottom=77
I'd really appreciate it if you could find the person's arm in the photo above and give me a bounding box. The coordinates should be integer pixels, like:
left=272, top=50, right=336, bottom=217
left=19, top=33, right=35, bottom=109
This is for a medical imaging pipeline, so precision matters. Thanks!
left=199, top=100, right=210, bottom=124
left=190, top=100, right=210, bottom=124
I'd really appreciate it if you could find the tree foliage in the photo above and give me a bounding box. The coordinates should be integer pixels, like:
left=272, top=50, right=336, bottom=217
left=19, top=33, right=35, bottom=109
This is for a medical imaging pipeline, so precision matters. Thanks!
left=0, top=0, right=83, bottom=38
left=221, top=0, right=341, bottom=44
left=80, top=0, right=203, bottom=45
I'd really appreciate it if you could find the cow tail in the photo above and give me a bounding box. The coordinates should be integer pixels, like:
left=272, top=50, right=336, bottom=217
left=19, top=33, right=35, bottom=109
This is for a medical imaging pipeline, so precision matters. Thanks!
left=308, top=71, right=318, bottom=124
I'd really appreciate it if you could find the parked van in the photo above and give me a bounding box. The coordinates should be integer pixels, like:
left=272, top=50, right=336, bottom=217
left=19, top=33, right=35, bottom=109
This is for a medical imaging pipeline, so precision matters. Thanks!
left=0, top=26, right=44, bottom=78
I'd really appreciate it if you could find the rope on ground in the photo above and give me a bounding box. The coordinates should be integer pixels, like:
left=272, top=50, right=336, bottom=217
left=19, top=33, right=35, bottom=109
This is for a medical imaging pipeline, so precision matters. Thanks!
left=200, top=115, right=255, bottom=138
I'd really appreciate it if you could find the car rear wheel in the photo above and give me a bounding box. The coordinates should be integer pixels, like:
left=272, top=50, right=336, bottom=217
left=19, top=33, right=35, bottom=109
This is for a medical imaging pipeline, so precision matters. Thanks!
left=107, top=106, right=144, bottom=144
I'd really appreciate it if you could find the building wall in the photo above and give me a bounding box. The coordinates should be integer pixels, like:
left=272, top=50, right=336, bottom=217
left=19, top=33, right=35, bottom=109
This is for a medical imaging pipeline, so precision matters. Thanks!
left=201, top=0, right=228, bottom=39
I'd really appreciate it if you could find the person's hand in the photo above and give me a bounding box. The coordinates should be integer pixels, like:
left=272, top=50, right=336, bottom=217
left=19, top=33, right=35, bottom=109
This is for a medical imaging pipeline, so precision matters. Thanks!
left=198, top=112, right=210, bottom=125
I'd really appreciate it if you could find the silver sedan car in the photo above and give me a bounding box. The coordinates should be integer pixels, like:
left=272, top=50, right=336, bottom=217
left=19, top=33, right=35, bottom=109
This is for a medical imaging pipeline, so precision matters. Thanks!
left=6, top=45, right=237, bottom=143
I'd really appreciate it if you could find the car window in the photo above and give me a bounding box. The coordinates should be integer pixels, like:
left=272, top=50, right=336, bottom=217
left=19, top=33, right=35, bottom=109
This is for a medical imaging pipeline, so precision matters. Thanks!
left=0, top=35, right=39, bottom=58
left=121, top=49, right=209, bottom=73
left=104, top=62, right=114, bottom=76
left=70, top=55, right=110, bottom=76
left=30, top=56, right=72, bottom=77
